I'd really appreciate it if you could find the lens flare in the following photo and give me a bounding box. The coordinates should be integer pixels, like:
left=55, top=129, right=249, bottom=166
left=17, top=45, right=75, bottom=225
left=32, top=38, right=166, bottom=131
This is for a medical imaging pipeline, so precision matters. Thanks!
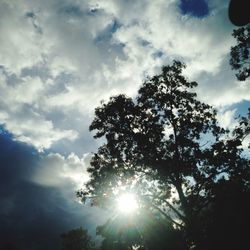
left=116, top=193, right=138, bottom=214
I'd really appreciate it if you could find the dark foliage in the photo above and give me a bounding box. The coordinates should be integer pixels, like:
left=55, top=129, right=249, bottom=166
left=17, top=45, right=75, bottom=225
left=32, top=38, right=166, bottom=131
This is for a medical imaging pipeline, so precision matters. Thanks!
left=97, top=210, right=186, bottom=250
left=230, top=24, right=250, bottom=81
left=61, top=227, right=95, bottom=250
left=78, top=61, right=250, bottom=250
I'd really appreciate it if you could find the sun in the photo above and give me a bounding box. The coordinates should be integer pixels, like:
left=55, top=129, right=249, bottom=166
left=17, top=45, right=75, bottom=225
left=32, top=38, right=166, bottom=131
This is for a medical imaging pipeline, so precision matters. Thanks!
left=116, top=193, right=139, bottom=214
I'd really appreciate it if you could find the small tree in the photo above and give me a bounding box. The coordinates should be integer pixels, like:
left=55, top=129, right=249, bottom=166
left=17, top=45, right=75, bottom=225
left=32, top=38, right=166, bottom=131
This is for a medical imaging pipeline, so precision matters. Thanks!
left=61, top=227, right=95, bottom=250
left=230, top=24, right=250, bottom=81
left=79, top=61, right=250, bottom=249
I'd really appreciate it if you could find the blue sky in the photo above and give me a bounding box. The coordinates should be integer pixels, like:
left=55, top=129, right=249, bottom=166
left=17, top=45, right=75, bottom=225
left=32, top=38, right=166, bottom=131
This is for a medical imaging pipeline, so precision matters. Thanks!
left=180, top=0, right=209, bottom=17
left=0, top=0, right=249, bottom=249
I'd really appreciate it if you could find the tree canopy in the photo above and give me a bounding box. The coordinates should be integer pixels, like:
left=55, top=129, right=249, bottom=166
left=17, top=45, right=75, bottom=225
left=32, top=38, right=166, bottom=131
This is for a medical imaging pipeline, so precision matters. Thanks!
left=61, top=227, right=95, bottom=250
left=230, top=24, right=250, bottom=81
left=78, top=61, right=250, bottom=250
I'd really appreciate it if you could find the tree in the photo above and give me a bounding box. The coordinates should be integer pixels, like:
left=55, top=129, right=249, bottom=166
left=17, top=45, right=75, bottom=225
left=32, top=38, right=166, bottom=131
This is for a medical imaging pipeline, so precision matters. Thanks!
left=197, top=178, right=250, bottom=250
left=61, top=227, right=95, bottom=250
left=230, top=24, right=250, bottom=81
left=96, top=209, right=186, bottom=250
left=78, top=61, right=250, bottom=249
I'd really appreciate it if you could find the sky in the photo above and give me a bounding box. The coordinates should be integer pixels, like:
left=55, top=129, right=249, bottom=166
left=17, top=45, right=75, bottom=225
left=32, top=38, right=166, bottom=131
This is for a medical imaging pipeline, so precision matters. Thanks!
left=0, top=0, right=249, bottom=249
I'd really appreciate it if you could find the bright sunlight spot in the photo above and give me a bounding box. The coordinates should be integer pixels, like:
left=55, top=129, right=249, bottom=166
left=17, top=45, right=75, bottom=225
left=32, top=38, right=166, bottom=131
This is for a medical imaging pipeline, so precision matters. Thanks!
left=116, top=193, right=139, bottom=214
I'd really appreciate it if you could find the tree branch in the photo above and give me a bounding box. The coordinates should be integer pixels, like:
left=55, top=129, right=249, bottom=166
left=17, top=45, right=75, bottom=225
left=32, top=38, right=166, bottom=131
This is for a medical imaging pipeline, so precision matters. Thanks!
left=151, top=203, right=185, bottom=229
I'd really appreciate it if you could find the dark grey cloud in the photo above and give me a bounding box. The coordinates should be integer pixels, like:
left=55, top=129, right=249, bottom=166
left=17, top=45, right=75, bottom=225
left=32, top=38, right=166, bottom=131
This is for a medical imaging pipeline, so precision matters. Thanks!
left=0, top=128, right=105, bottom=250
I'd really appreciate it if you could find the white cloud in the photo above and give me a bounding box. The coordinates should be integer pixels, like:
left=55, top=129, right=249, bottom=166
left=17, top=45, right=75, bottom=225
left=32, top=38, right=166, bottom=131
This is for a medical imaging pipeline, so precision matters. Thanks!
left=32, top=152, right=90, bottom=190
left=195, top=57, right=250, bottom=108
left=0, top=1, right=52, bottom=75
left=0, top=0, right=249, bottom=152
left=2, top=112, right=78, bottom=151
left=0, top=76, right=43, bottom=105
left=217, top=108, right=237, bottom=129
left=242, top=136, right=250, bottom=150
left=0, top=69, right=78, bottom=150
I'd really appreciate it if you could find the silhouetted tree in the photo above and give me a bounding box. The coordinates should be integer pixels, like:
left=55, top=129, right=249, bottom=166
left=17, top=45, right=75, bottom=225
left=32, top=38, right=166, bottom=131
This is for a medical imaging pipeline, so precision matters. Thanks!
left=96, top=207, right=186, bottom=250
left=190, top=111, right=250, bottom=248
left=61, top=227, right=95, bottom=250
left=78, top=61, right=250, bottom=249
left=230, top=24, right=250, bottom=81
left=197, top=178, right=250, bottom=250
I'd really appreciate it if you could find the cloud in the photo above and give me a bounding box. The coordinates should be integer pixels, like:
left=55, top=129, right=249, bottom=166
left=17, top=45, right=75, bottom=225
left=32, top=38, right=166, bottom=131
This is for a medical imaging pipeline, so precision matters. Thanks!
left=0, top=0, right=249, bottom=155
left=32, top=152, right=90, bottom=191
left=1, top=1, right=250, bottom=249
left=195, top=56, right=250, bottom=108
left=0, top=128, right=106, bottom=250
left=217, top=108, right=237, bottom=129
left=0, top=0, right=123, bottom=151
left=0, top=1, right=51, bottom=75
